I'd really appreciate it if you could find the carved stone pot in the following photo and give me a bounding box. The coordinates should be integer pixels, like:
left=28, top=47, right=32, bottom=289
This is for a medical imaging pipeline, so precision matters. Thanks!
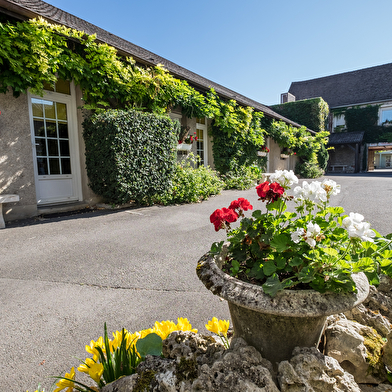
left=196, top=248, right=370, bottom=368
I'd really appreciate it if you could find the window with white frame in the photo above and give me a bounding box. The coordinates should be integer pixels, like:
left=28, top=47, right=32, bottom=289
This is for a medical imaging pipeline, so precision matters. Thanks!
left=380, top=107, right=392, bottom=125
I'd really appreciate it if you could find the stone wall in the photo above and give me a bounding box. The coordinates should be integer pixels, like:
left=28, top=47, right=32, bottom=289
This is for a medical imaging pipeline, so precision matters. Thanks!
left=0, top=89, right=38, bottom=220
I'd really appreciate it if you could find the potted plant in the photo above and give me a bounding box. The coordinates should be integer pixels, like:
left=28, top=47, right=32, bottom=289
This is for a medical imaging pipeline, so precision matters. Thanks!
left=197, top=170, right=392, bottom=366
left=257, top=146, right=270, bottom=157
left=177, top=125, right=198, bottom=151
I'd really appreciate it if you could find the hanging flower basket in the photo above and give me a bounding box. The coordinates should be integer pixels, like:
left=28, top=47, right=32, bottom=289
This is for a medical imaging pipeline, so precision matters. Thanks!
left=280, top=153, right=290, bottom=159
left=257, top=151, right=268, bottom=157
left=177, top=143, right=192, bottom=151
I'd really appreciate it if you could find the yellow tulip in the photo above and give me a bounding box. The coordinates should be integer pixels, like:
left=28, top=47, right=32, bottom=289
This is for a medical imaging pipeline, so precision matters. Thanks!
left=77, top=357, right=96, bottom=374
left=54, top=367, right=75, bottom=392
left=152, top=320, right=177, bottom=340
left=88, top=362, right=104, bottom=384
left=176, top=317, right=198, bottom=333
left=205, top=317, right=230, bottom=337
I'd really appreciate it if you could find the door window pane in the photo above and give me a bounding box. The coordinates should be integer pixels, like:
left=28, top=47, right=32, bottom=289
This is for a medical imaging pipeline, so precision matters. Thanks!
left=34, top=120, right=45, bottom=137
left=47, top=139, right=59, bottom=156
left=32, top=100, right=44, bottom=117
left=46, top=120, right=57, bottom=137
left=35, top=138, right=47, bottom=156
left=56, top=103, right=67, bottom=120
left=56, top=79, right=71, bottom=95
left=49, top=158, right=60, bottom=175
left=37, top=158, right=48, bottom=175
left=61, top=158, right=71, bottom=174
left=60, top=140, right=70, bottom=156
left=44, top=101, right=56, bottom=119
left=58, top=123, right=68, bottom=138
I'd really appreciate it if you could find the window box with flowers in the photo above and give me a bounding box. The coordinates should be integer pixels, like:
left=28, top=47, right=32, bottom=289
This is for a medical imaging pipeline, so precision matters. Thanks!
left=197, top=170, right=392, bottom=366
left=257, top=146, right=270, bottom=157
left=177, top=126, right=198, bottom=152
left=280, top=148, right=295, bottom=159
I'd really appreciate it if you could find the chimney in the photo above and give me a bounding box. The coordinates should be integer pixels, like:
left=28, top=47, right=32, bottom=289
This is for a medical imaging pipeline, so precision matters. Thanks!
left=280, top=92, right=295, bottom=104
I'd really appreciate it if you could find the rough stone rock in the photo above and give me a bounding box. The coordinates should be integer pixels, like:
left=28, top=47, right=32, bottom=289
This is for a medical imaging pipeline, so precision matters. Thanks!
left=364, top=286, right=392, bottom=322
left=192, top=338, right=279, bottom=391
left=162, top=331, right=225, bottom=367
left=277, top=347, right=361, bottom=392
left=358, top=384, right=392, bottom=392
left=324, top=319, right=387, bottom=384
left=344, top=304, right=391, bottom=337
left=382, top=331, right=392, bottom=370
left=377, top=275, right=392, bottom=294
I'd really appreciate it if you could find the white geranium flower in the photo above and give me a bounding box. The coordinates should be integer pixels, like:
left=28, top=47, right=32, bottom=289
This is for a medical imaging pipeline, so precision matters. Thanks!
left=348, top=221, right=376, bottom=242
left=296, top=181, right=327, bottom=203
left=291, top=228, right=305, bottom=243
left=321, top=179, right=341, bottom=198
left=307, top=222, right=321, bottom=236
left=342, top=212, right=365, bottom=229
left=269, top=170, right=298, bottom=188
left=305, top=237, right=317, bottom=248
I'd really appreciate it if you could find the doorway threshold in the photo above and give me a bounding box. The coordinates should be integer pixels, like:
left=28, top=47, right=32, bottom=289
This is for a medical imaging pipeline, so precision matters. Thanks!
left=37, top=201, right=91, bottom=216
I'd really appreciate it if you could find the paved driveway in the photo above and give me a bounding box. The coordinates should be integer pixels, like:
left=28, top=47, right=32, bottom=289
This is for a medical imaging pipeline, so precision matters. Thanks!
left=1, top=172, right=391, bottom=391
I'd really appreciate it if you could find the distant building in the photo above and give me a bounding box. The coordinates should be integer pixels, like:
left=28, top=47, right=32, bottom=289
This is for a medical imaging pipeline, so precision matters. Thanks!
left=283, top=63, right=392, bottom=172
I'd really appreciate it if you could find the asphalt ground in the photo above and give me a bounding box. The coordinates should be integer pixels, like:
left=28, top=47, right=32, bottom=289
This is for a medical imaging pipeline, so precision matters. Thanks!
left=1, top=171, right=392, bottom=391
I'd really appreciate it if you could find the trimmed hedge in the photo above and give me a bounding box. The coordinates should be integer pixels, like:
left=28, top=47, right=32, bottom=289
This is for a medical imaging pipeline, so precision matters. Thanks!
left=271, top=97, right=329, bottom=133
left=83, top=109, right=176, bottom=204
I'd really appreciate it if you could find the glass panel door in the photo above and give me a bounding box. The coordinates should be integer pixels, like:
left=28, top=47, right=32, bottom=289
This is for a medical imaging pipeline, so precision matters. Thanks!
left=32, top=98, right=72, bottom=176
left=196, top=118, right=207, bottom=167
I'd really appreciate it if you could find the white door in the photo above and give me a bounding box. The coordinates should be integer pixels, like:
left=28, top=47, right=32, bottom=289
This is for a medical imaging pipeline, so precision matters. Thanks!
left=29, top=86, right=82, bottom=205
left=196, top=117, right=208, bottom=167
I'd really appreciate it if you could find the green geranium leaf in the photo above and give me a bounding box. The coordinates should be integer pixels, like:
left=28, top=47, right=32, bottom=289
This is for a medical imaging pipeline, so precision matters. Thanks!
left=263, top=260, right=277, bottom=276
left=351, top=257, right=375, bottom=273
left=289, top=256, right=303, bottom=267
left=320, top=247, right=339, bottom=257
left=210, top=241, right=224, bottom=255
left=262, top=274, right=283, bottom=297
left=276, top=256, right=287, bottom=270
left=270, top=234, right=290, bottom=252
left=136, top=333, right=163, bottom=359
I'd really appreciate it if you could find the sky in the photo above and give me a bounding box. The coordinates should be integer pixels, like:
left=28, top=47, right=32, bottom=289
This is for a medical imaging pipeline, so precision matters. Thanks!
left=46, top=0, right=392, bottom=106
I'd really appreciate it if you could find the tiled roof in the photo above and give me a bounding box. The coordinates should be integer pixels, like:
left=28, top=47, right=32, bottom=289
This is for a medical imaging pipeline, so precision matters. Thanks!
left=328, top=132, right=364, bottom=145
left=288, top=63, right=392, bottom=108
left=0, top=0, right=302, bottom=127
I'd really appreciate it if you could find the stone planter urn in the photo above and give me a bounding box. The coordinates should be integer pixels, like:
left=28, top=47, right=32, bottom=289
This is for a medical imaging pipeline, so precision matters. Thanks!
left=196, top=248, right=370, bottom=368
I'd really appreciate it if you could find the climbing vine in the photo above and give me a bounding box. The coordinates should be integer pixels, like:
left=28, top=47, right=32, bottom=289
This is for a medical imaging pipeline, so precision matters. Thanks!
left=0, top=17, right=328, bottom=174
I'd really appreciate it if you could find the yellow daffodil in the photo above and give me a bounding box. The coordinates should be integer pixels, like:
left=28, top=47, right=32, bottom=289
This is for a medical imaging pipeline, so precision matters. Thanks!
left=176, top=317, right=198, bottom=333
left=152, top=320, right=177, bottom=340
left=88, top=362, right=104, bottom=384
left=85, top=336, right=105, bottom=361
left=77, top=357, right=96, bottom=374
left=205, top=317, right=230, bottom=337
left=54, top=367, right=75, bottom=392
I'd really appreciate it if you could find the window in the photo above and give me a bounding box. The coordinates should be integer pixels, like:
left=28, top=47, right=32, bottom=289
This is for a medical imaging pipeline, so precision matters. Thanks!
left=380, top=107, right=392, bottom=125
left=43, top=79, right=71, bottom=95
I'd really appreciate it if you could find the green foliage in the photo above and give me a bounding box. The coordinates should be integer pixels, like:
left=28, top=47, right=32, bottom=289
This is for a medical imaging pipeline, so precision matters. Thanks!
left=83, top=109, right=176, bottom=204
left=332, top=105, right=392, bottom=143
left=152, top=154, right=225, bottom=205
left=295, top=161, right=324, bottom=178
left=211, top=175, right=392, bottom=297
left=136, top=333, right=163, bottom=360
left=344, top=105, right=379, bottom=133
left=220, top=162, right=264, bottom=190
left=271, top=98, right=329, bottom=133
left=0, top=17, right=329, bottom=183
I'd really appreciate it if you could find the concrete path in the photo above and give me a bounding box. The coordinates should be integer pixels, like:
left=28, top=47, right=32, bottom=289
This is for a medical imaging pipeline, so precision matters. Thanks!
left=1, top=172, right=391, bottom=391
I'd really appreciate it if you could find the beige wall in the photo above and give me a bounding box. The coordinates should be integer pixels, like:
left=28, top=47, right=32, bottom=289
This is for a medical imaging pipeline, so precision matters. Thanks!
left=74, top=87, right=101, bottom=205
left=267, top=138, right=298, bottom=173
left=1, top=86, right=102, bottom=223
left=0, top=89, right=38, bottom=220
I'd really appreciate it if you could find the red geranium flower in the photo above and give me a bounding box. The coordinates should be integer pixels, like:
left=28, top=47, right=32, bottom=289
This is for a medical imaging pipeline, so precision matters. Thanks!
left=210, top=208, right=238, bottom=231
left=256, top=181, right=284, bottom=203
left=229, top=198, right=253, bottom=213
